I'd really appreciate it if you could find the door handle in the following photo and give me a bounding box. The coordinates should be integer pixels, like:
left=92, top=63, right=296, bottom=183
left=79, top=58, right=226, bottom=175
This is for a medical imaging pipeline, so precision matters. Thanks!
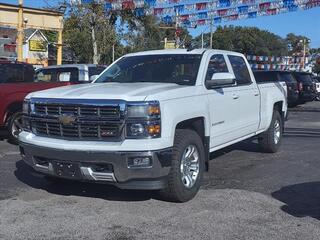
left=232, top=94, right=239, bottom=99
left=254, top=92, right=260, bottom=96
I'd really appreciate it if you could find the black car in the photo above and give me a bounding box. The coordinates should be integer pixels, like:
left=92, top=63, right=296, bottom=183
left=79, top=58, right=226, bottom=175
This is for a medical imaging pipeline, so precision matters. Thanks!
left=253, top=70, right=299, bottom=107
left=292, top=72, right=316, bottom=103
left=312, top=76, right=320, bottom=101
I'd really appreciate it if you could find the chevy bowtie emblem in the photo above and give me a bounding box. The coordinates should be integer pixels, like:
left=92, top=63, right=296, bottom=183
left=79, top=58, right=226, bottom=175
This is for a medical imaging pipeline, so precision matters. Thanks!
left=58, top=114, right=76, bottom=125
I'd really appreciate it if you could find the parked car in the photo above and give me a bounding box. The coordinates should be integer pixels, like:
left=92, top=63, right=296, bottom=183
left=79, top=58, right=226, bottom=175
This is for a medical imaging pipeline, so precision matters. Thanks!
left=35, top=64, right=106, bottom=83
left=0, top=61, right=92, bottom=143
left=20, top=49, right=287, bottom=202
left=312, top=76, right=320, bottom=101
left=292, top=72, right=316, bottom=103
left=253, top=70, right=298, bottom=107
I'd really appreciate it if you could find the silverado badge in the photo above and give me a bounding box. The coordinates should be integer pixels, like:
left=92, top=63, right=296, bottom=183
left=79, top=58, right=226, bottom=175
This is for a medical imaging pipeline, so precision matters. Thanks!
left=58, top=114, right=76, bottom=125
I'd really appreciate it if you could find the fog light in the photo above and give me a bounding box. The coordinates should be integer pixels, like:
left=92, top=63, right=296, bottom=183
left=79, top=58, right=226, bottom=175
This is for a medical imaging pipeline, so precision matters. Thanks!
left=128, top=157, right=152, bottom=168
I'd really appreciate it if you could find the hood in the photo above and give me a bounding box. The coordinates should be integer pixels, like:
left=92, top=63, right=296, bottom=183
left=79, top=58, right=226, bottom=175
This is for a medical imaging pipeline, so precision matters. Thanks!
left=26, top=82, right=189, bottom=101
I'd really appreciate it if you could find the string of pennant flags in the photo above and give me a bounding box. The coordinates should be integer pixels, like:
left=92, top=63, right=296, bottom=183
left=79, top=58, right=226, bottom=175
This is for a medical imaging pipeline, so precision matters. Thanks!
left=250, top=63, right=304, bottom=70
left=246, top=55, right=308, bottom=63
left=246, top=54, right=312, bottom=71
left=79, top=0, right=320, bottom=26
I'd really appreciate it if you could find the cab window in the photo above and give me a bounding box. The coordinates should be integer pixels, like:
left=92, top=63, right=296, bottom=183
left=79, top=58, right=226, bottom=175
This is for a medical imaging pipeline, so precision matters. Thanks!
left=228, top=55, right=252, bottom=85
left=205, top=54, right=229, bottom=81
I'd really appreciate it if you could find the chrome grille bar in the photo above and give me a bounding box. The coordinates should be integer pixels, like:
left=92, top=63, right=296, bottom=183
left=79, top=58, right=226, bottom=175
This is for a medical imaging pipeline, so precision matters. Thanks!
left=29, top=99, right=126, bottom=141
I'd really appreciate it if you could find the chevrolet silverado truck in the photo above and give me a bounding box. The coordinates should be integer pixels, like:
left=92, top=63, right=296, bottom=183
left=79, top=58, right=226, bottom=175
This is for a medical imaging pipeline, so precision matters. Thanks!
left=19, top=49, right=287, bottom=202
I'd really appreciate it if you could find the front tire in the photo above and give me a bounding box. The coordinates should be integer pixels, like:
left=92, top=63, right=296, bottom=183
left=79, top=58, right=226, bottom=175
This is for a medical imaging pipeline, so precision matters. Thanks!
left=159, top=129, right=205, bottom=202
left=258, top=110, right=283, bottom=153
left=8, top=111, right=23, bottom=144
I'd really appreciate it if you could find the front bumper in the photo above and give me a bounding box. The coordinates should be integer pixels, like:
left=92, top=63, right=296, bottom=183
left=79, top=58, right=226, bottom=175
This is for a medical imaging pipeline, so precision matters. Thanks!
left=287, top=92, right=299, bottom=105
left=20, top=142, right=172, bottom=190
left=299, top=92, right=316, bottom=102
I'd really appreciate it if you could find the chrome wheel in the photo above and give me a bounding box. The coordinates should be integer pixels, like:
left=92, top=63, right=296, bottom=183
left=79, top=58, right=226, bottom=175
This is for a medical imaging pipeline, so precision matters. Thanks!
left=11, top=114, right=23, bottom=138
left=180, top=145, right=200, bottom=188
left=274, top=120, right=281, bottom=144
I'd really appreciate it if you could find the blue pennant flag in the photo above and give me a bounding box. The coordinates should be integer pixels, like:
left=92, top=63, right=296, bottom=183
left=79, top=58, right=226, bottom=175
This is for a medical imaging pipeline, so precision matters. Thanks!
left=248, top=11, right=257, bottom=18
left=174, top=5, right=184, bottom=13
left=144, top=0, right=156, bottom=7
left=214, top=17, right=222, bottom=23
left=238, top=6, right=249, bottom=14
left=163, top=15, right=173, bottom=24
left=198, top=11, right=208, bottom=19
left=135, top=8, right=145, bottom=17
left=219, top=0, right=231, bottom=7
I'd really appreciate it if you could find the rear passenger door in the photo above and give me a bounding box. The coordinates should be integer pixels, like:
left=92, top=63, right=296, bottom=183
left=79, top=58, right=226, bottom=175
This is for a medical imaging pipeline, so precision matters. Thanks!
left=227, top=55, right=260, bottom=138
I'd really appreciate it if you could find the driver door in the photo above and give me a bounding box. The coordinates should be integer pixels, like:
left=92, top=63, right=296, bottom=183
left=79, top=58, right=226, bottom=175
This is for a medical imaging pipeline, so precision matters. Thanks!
left=205, top=54, right=242, bottom=148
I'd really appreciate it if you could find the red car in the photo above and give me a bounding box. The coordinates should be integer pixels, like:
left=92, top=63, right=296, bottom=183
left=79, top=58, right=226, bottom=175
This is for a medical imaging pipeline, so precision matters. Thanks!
left=0, top=61, right=91, bottom=143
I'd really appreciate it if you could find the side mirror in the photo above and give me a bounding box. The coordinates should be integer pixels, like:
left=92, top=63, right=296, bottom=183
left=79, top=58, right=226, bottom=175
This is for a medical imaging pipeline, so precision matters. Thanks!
left=89, top=75, right=99, bottom=82
left=206, top=72, right=236, bottom=89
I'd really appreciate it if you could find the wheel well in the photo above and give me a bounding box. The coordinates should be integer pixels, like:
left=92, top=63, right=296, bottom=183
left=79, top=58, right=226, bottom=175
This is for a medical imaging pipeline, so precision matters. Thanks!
left=4, top=102, right=22, bottom=125
left=274, top=101, right=285, bottom=118
left=175, top=117, right=209, bottom=170
left=273, top=101, right=285, bottom=130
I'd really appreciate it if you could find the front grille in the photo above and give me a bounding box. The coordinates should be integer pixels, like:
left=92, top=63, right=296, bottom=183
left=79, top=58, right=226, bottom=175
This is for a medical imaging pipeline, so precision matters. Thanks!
left=29, top=101, right=124, bottom=141
left=34, top=104, right=120, bottom=118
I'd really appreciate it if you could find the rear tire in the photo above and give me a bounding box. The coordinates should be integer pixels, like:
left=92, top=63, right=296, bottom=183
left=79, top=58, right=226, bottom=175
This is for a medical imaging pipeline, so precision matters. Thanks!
left=8, top=111, right=23, bottom=144
left=159, top=129, right=205, bottom=202
left=258, top=110, right=283, bottom=153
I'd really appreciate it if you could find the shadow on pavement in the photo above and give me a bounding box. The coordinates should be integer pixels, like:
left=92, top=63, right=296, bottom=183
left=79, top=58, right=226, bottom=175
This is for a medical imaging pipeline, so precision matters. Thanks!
left=14, top=160, right=157, bottom=202
left=272, top=182, right=320, bottom=220
left=284, top=128, right=320, bottom=138
left=210, top=139, right=262, bottom=159
left=289, top=108, right=320, bottom=113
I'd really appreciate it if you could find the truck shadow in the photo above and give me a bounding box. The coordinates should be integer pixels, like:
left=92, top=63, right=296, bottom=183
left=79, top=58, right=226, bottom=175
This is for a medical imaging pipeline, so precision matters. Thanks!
left=272, top=182, right=320, bottom=220
left=14, top=160, right=157, bottom=202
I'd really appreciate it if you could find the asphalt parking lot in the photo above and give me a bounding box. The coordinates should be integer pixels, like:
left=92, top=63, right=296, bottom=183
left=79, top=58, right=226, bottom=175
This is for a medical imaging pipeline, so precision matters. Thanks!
left=1, top=101, right=320, bottom=240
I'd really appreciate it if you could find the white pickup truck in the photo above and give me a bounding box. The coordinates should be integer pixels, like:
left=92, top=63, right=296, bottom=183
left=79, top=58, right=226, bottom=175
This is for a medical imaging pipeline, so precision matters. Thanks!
left=20, top=49, right=287, bottom=202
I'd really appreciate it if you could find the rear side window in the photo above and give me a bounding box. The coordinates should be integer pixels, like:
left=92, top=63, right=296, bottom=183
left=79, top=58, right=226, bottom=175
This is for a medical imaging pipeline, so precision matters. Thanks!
left=228, top=55, right=252, bottom=85
left=0, top=63, right=34, bottom=83
left=35, top=67, right=79, bottom=82
left=205, top=54, right=229, bottom=81
left=280, top=73, right=296, bottom=83
left=23, top=65, right=35, bottom=82
left=89, top=66, right=105, bottom=77
left=254, top=71, right=279, bottom=83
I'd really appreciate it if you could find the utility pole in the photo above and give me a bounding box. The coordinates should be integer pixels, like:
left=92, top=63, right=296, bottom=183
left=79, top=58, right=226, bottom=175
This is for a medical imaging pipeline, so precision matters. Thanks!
left=57, top=29, right=63, bottom=65
left=300, top=38, right=310, bottom=70
left=175, top=9, right=180, bottom=49
left=209, top=17, right=213, bottom=49
left=302, top=39, right=306, bottom=69
left=17, top=0, right=24, bottom=62
left=209, top=0, right=214, bottom=49
left=112, top=44, right=115, bottom=62
left=201, top=32, right=204, bottom=48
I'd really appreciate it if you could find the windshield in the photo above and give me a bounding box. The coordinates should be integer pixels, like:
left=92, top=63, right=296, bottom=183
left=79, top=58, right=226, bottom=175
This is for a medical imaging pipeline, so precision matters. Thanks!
left=294, top=73, right=312, bottom=83
left=95, top=54, right=202, bottom=86
left=280, top=73, right=296, bottom=83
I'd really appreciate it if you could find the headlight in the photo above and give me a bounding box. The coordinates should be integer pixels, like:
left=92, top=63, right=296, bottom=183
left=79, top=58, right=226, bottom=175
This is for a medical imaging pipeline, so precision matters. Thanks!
left=127, top=102, right=160, bottom=118
left=126, top=101, right=161, bottom=138
left=22, top=99, right=30, bottom=114
left=22, top=99, right=31, bottom=131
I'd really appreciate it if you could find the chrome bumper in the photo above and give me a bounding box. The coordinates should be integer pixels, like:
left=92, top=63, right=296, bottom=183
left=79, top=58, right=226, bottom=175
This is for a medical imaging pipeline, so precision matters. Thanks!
left=19, top=142, right=172, bottom=190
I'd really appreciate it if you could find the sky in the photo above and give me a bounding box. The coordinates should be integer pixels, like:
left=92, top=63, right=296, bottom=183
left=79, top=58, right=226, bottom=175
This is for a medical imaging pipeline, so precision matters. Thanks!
left=1, top=0, right=320, bottom=48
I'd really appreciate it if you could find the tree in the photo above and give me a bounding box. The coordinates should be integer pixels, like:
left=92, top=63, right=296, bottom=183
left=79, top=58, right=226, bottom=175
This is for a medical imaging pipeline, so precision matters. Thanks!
left=193, top=26, right=288, bottom=56
left=63, top=2, right=118, bottom=64
left=286, top=33, right=310, bottom=55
